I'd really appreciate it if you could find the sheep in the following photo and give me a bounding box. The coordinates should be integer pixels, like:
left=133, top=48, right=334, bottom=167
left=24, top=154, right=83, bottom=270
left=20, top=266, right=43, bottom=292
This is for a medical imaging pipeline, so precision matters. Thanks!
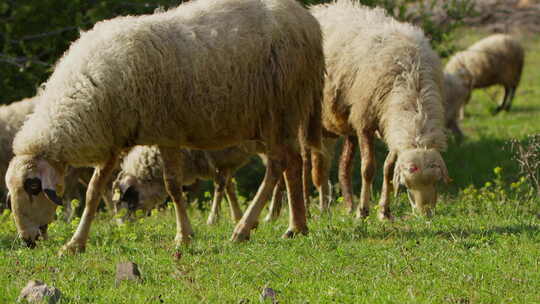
left=5, top=0, right=324, bottom=253
left=309, top=0, right=449, bottom=220
left=444, top=34, right=524, bottom=115
left=112, top=142, right=261, bottom=225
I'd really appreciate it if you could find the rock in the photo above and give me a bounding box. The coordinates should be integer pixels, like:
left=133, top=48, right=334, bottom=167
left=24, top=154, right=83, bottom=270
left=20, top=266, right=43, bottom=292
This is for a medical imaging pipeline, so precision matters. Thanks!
left=18, top=280, right=61, bottom=304
left=115, top=262, right=142, bottom=286
left=260, top=286, right=277, bottom=303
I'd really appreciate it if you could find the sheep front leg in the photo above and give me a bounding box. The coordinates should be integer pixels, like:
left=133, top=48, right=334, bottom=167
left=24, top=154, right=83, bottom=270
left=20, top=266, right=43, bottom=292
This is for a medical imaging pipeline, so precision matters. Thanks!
left=356, top=130, right=376, bottom=219
left=231, top=155, right=282, bottom=242
left=339, top=135, right=357, bottom=214
left=264, top=176, right=285, bottom=222
left=282, top=145, right=309, bottom=238
left=207, top=171, right=228, bottom=225
left=59, top=156, right=118, bottom=255
left=225, top=178, right=243, bottom=223
left=377, top=151, right=396, bottom=221
left=159, top=147, right=194, bottom=245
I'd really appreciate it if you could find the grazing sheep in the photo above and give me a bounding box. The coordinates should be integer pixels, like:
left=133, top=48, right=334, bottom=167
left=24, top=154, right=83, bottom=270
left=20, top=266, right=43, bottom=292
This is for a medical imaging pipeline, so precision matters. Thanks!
left=112, top=143, right=262, bottom=225
left=309, top=0, right=449, bottom=220
left=6, top=0, right=323, bottom=252
left=445, top=34, right=524, bottom=114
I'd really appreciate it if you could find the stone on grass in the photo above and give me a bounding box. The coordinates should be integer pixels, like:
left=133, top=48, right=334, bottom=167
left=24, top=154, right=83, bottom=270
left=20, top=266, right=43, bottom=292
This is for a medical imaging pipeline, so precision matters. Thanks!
left=18, top=280, right=61, bottom=304
left=115, top=261, right=142, bottom=286
left=260, top=286, right=277, bottom=303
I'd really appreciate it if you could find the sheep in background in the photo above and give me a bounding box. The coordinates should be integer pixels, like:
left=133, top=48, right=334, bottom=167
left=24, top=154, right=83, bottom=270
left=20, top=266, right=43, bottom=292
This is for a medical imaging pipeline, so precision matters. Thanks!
left=112, top=143, right=262, bottom=225
left=309, top=0, right=449, bottom=220
left=6, top=0, right=323, bottom=252
left=445, top=34, right=524, bottom=115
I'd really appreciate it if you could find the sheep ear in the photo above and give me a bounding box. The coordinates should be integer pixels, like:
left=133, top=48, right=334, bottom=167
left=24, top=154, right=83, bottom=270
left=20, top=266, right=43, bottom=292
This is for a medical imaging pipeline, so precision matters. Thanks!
left=392, top=163, right=402, bottom=198
left=36, top=160, right=63, bottom=206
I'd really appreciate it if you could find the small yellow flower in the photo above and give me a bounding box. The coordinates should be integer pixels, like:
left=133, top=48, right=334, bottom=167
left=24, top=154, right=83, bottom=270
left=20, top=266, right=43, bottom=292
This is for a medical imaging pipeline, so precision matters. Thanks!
left=520, top=176, right=527, bottom=183
left=493, top=167, right=502, bottom=175
left=484, top=182, right=492, bottom=188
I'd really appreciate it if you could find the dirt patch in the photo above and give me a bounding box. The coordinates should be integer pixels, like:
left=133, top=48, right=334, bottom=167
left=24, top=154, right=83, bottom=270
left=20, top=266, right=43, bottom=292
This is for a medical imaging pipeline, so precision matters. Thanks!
left=465, top=0, right=540, bottom=34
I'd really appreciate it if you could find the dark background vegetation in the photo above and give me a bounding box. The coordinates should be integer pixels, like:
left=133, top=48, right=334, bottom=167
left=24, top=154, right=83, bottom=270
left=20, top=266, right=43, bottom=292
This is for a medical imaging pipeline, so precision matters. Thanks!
left=0, top=0, right=474, bottom=202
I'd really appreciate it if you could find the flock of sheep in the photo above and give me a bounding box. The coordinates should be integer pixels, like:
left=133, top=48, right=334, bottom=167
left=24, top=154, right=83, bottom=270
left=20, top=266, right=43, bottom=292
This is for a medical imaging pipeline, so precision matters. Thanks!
left=1, top=0, right=524, bottom=254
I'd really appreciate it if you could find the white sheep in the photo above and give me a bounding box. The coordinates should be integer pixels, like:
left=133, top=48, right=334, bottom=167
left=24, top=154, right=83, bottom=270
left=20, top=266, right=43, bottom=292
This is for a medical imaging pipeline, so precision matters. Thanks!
left=445, top=34, right=524, bottom=115
left=112, top=143, right=262, bottom=225
left=6, top=0, right=324, bottom=253
left=309, top=0, right=449, bottom=220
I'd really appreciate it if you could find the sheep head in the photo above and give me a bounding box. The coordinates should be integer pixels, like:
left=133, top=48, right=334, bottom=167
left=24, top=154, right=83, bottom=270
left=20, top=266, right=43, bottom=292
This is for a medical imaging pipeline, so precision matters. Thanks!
left=111, top=172, right=164, bottom=222
left=6, top=155, right=65, bottom=247
left=393, top=148, right=450, bottom=216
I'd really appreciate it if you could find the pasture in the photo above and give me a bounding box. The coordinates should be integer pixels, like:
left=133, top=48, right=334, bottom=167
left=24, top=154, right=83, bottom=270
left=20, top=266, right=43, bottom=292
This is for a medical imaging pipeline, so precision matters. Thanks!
left=1, top=29, right=540, bottom=303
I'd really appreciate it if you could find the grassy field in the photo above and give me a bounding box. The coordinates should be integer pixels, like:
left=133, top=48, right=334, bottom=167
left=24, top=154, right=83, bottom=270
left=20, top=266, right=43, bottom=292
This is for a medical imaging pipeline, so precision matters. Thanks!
left=1, top=30, right=540, bottom=303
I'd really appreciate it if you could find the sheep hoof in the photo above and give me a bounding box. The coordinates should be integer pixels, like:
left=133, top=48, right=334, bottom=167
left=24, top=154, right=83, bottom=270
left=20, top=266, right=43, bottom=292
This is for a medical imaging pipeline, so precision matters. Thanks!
left=206, top=214, right=219, bottom=225
left=263, top=214, right=277, bottom=223
left=281, top=227, right=308, bottom=239
left=230, top=231, right=250, bottom=242
left=377, top=210, right=393, bottom=221
left=58, top=242, right=85, bottom=256
left=175, top=233, right=194, bottom=247
left=356, top=208, right=369, bottom=219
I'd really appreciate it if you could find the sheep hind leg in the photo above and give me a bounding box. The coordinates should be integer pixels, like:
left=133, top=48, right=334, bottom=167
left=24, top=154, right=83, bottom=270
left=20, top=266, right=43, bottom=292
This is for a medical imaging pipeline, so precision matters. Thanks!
left=207, top=172, right=228, bottom=225
left=159, top=147, right=194, bottom=246
left=503, top=87, right=516, bottom=112
left=231, top=154, right=282, bottom=242
left=311, top=151, right=330, bottom=213
left=448, top=119, right=464, bottom=144
left=225, top=178, right=243, bottom=223
left=264, top=176, right=285, bottom=222
left=59, top=155, right=118, bottom=255
left=355, top=130, right=376, bottom=219
left=494, top=86, right=512, bottom=114
left=377, top=151, right=397, bottom=221
left=282, top=145, right=309, bottom=238
left=339, top=135, right=357, bottom=214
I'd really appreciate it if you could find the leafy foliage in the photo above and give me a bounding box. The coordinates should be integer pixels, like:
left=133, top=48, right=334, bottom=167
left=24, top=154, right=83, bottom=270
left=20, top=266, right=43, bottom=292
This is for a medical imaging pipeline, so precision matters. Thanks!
left=1, top=0, right=473, bottom=105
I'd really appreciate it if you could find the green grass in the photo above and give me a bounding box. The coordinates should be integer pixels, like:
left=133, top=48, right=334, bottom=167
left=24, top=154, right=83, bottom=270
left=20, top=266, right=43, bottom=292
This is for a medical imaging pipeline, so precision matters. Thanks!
left=1, top=31, right=540, bottom=303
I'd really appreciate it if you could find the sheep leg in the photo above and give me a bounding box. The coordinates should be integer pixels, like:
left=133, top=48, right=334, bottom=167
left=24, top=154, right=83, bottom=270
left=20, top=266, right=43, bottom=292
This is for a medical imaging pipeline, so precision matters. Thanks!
left=231, top=155, right=282, bottom=242
left=282, top=145, right=309, bottom=238
left=59, top=156, right=118, bottom=255
left=339, top=135, right=357, bottom=214
left=225, top=178, right=243, bottom=223
left=311, top=151, right=330, bottom=213
left=503, top=87, right=516, bottom=111
left=356, top=130, right=376, bottom=219
left=377, top=151, right=397, bottom=221
left=449, top=119, right=464, bottom=144
left=301, top=146, right=312, bottom=217
left=159, top=147, right=194, bottom=245
left=207, top=171, right=228, bottom=225
left=264, top=176, right=285, bottom=222
left=494, top=87, right=512, bottom=114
